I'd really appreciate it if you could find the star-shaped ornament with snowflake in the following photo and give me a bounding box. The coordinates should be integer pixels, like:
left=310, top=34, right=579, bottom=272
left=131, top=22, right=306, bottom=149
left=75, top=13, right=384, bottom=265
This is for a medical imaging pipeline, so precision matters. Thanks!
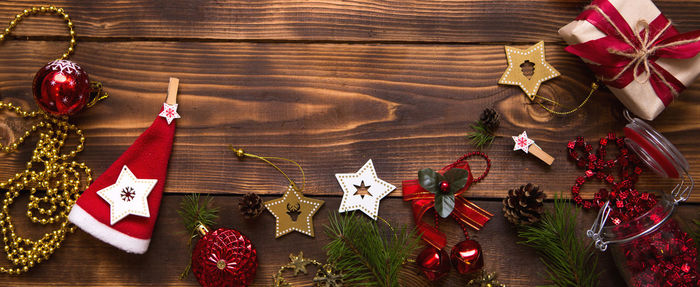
left=158, top=103, right=180, bottom=125
left=513, top=131, right=535, bottom=154
left=97, top=165, right=158, bottom=225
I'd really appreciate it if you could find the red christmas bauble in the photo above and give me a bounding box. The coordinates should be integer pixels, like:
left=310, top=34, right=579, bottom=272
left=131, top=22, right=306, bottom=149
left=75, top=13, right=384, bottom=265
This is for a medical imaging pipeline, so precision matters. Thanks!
left=191, top=228, right=258, bottom=287
left=32, top=60, right=91, bottom=116
left=450, top=239, right=484, bottom=274
left=416, top=246, right=450, bottom=281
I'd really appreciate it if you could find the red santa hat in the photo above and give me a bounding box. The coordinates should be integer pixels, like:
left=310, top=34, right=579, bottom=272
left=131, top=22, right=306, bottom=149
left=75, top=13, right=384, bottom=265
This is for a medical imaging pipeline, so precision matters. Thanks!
left=69, top=78, right=181, bottom=254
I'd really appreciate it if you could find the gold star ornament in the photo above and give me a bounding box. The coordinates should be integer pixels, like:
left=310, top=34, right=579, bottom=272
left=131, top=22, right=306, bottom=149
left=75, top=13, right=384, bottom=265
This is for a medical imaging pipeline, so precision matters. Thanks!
left=265, top=186, right=324, bottom=238
left=498, top=41, right=560, bottom=100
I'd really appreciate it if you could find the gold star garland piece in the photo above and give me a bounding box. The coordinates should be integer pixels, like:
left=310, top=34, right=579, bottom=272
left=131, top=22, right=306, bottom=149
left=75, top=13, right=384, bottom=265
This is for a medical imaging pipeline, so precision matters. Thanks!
left=498, top=41, right=560, bottom=100
left=313, top=264, right=344, bottom=287
left=466, top=271, right=507, bottom=287
left=265, top=186, right=324, bottom=238
left=284, top=251, right=316, bottom=276
left=272, top=252, right=343, bottom=287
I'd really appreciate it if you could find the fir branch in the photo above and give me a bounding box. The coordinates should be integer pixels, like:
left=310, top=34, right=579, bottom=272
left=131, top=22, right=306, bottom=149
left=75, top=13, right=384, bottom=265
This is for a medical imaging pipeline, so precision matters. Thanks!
left=467, top=121, right=496, bottom=149
left=324, top=212, right=419, bottom=287
left=178, top=193, right=219, bottom=237
left=518, top=195, right=599, bottom=287
left=177, top=194, right=219, bottom=280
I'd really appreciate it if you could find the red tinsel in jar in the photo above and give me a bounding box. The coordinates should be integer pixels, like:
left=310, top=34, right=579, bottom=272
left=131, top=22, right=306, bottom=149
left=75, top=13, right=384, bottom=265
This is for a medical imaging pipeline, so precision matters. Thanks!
left=33, top=60, right=91, bottom=116
left=191, top=228, right=258, bottom=287
left=592, top=194, right=698, bottom=287
left=614, top=220, right=698, bottom=286
left=584, top=112, right=696, bottom=287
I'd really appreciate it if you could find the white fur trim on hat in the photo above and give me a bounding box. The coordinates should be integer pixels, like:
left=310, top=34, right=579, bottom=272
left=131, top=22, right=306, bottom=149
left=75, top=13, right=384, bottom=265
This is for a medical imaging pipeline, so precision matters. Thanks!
left=68, top=204, right=151, bottom=254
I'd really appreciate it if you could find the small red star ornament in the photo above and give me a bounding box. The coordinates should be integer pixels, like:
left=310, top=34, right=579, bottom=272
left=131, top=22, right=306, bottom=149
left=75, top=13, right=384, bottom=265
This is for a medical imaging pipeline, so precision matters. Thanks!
left=159, top=103, right=180, bottom=124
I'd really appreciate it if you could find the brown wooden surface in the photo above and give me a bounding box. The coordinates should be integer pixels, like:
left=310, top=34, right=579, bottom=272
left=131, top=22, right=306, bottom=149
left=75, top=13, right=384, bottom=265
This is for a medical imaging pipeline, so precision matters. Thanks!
left=0, top=0, right=698, bottom=286
left=4, top=195, right=633, bottom=286
left=0, top=1, right=700, bottom=43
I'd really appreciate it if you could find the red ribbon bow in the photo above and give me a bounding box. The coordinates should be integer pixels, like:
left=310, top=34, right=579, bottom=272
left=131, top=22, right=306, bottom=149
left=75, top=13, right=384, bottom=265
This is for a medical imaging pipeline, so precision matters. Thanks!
left=402, top=153, right=492, bottom=249
left=565, top=0, right=700, bottom=107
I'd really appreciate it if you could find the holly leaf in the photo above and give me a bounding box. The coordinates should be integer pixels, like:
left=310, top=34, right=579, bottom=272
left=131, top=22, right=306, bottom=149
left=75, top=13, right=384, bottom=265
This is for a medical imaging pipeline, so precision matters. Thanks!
left=444, top=168, right=469, bottom=195
left=434, top=194, right=455, bottom=218
left=418, top=168, right=440, bottom=194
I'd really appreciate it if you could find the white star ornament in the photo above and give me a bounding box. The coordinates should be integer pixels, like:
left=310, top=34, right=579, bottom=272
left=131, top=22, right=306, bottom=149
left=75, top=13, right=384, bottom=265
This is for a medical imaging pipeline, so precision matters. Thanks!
left=97, top=165, right=158, bottom=225
left=335, top=159, right=395, bottom=220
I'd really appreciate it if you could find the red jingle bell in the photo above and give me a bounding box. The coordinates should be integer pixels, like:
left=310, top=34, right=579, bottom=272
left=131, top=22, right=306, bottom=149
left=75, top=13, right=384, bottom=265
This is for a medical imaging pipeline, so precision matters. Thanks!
left=191, top=227, right=258, bottom=287
left=33, top=60, right=91, bottom=116
left=450, top=239, right=484, bottom=274
left=416, top=246, right=451, bottom=281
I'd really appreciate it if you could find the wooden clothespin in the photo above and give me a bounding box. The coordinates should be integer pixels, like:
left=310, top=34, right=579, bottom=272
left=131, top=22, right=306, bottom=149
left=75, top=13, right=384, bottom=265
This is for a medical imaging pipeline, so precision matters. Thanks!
left=158, top=77, right=181, bottom=125
left=166, top=77, right=179, bottom=105
left=512, top=131, right=554, bottom=165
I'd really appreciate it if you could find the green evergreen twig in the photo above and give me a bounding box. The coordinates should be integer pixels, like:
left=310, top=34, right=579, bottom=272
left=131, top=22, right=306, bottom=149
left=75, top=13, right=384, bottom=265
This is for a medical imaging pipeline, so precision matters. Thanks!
left=467, top=121, right=496, bottom=149
left=177, top=193, right=219, bottom=279
left=517, top=195, right=599, bottom=287
left=323, top=212, right=419, bottom=287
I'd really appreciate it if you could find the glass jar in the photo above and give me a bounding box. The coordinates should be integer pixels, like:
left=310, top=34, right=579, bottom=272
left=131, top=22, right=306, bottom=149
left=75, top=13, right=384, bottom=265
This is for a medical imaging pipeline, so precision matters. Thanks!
left=587, top=111, right=695, bottom=287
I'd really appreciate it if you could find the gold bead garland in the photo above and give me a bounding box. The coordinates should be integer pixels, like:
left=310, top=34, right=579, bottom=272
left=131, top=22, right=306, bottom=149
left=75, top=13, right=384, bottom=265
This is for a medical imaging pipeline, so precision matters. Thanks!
left=0, top=6, right=91, bottom=274
left=0, top=6, right=77, bottom=59
left=0, top=102, right=92, bottom=274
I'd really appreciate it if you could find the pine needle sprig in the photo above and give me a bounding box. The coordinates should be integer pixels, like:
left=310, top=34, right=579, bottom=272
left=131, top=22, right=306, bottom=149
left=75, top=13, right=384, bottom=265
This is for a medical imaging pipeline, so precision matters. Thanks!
left=324, top=212, right=419, bottom=287
left=467, top=108, right=500, bottom=149
left=518, top=195, right=599, bottom=287
left=178, top=193, right=219, bottom=238
left=467, top=122, right=496, bottom=149
left=177, top=194, right=219, bottom=280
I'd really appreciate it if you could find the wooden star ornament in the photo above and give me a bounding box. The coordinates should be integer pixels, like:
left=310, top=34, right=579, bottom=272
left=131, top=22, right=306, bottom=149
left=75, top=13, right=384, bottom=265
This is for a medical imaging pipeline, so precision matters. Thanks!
left=499, top=41, right=560, bottom=100
left=265, top=186, right=324, bottom=238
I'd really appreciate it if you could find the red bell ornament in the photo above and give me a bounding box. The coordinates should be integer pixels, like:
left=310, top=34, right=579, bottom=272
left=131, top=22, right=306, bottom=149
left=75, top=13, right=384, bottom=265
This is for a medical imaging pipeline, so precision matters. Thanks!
left=416, top=246, right=451, bottom=281
left=33, top=60, right=91, bottom=116
left=450, top=239, right=484, bottom=274
left=191, top=226, right=258, bottom=287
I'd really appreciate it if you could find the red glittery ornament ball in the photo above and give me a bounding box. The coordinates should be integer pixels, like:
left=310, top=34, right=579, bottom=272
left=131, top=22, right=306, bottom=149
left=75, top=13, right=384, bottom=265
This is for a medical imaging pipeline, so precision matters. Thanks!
left=191, top=228, right=258, bottom=287
left=32, top=60, right=91, bottom=116
left=416, top=246, right=450, bottom=281
left=450, top=239, right=484, bottom=274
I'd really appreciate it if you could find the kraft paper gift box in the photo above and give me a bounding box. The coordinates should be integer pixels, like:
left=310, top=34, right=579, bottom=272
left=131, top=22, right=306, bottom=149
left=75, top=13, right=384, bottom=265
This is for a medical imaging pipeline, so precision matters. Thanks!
left=559, top=0, right=700, bottom=120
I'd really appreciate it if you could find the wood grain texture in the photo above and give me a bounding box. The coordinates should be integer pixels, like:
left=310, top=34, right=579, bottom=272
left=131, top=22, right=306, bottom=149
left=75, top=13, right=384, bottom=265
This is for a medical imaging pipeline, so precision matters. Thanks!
left=1, top=41, right=698, bottom=201
left=0, top=1, right=699, bottom=42
left=3, top=195, right=636, bottom=286
left=0, top=1, right=700, bottom=285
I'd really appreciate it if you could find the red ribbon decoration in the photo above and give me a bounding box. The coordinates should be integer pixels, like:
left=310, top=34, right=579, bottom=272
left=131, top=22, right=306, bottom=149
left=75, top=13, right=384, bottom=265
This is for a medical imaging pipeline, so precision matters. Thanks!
left=565, top=0, right=700, bottom=107
left=402, top=153, right=492, bottom=250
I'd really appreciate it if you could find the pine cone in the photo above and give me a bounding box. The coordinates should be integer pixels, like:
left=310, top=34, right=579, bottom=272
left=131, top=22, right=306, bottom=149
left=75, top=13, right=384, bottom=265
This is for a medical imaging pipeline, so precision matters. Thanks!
left=479, top=108, right=500, bottom=133
left=239, top=193, right=264, bottom=219
left=502, top=183, right=546, bottom=225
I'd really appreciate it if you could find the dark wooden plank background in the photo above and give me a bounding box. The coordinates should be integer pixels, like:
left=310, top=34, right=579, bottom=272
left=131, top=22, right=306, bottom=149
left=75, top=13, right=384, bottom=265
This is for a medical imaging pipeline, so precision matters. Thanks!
left=0, top=0, right=698, bottom=286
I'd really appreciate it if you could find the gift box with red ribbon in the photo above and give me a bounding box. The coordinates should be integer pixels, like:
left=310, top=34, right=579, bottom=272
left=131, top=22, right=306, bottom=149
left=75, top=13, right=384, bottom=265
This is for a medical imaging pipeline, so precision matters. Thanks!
left=559, top=0, right=700, bottom=120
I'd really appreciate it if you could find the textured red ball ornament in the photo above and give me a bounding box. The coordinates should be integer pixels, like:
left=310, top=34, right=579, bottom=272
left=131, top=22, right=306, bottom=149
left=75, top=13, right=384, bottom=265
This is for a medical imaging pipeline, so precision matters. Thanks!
left=450, top=239, right=484, bottom=274
left=416, top=246, right=450, bottom=281
left=191, top=228, right=258, bottom=287
left=33, top=60, right=91, bottom=116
